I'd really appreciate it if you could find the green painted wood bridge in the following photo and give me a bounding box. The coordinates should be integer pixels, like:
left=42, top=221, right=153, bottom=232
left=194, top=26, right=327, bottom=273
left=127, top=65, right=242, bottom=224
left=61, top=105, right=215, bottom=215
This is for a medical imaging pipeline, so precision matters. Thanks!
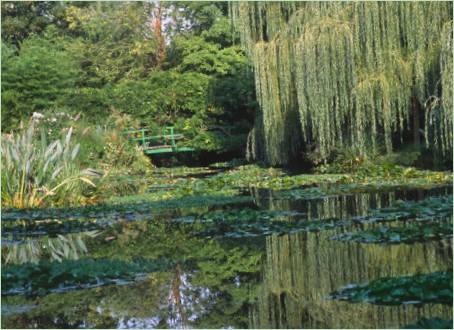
left=124, top=127, right=194, bottom=155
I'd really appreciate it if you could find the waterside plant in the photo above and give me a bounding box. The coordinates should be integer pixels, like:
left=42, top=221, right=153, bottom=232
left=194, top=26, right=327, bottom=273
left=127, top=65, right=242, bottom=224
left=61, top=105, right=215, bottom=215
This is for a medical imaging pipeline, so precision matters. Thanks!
left=1, top=123, right=100, bottom=208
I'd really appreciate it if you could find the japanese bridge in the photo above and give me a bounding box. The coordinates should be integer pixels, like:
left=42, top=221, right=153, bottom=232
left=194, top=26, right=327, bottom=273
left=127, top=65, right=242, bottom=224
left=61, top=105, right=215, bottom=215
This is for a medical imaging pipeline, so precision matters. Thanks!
left=124, top=127, right=194, bottom=155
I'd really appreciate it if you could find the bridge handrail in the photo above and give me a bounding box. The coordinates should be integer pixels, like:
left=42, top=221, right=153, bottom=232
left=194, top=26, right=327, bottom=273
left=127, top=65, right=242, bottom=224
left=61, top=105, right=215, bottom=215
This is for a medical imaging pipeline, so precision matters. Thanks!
left=123, top=127, right=180, bottom=136
left=123, top=128, right=150, bottom=134
left=128, top=134, right=184, bottom=140
left=124, top=127, right=189, bottom=146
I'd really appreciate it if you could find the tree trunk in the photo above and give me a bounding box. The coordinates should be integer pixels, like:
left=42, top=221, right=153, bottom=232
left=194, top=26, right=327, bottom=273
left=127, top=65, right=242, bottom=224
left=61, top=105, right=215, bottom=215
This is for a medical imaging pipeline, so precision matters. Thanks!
left=153, top=2, right=165, bottom=67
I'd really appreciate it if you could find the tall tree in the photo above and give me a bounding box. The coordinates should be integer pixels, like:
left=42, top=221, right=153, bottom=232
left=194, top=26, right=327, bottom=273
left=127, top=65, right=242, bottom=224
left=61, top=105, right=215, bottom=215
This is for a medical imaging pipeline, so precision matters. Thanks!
left=1, top=30, right=78, bottom=130
left=231, top=2, right=453, bottom=165
left=151, top=1, right=165, bottom=66
left=1, top=1, right=69, bottom=46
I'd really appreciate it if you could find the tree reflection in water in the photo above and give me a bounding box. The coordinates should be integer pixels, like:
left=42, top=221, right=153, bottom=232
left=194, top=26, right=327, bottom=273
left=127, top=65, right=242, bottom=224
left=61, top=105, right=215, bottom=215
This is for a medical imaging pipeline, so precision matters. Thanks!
left=1, top=188, right=451, bottom=329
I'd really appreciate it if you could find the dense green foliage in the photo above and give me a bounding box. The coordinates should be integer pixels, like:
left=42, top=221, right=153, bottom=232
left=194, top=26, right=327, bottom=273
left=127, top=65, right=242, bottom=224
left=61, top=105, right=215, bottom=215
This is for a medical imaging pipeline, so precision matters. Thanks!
left=1, top=3, right=452, bottom=328
left=2, top=33, right=78, bottom=130
left=1, top=113, right=153, bottom=208
left=2, top=1, right=256, bottom=154
left=231, top=2, right=453, bottom=165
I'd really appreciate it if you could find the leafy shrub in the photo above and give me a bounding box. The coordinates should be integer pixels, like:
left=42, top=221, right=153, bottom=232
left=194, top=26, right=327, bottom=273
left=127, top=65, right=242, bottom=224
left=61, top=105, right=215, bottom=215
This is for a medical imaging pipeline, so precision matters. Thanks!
left=1, top=34, right=78, bottom=131
left=1, top=122, right=100, bottom=208
left=315, top=145, right=424, bottom=176
left=93, top=111, right=154, bottom=196
left=28, top=110, right=154, bottom=197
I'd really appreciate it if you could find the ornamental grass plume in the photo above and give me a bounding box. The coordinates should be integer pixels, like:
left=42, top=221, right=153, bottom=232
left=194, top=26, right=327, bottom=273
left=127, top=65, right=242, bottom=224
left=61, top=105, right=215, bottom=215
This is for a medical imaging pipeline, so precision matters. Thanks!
left=1, top=122, right=101, bottom=208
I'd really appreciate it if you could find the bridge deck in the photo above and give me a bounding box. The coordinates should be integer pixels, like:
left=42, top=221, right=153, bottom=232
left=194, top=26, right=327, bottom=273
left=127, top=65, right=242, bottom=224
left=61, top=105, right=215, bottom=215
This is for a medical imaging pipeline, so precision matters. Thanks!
left=125, top=127, right=194, bottom=155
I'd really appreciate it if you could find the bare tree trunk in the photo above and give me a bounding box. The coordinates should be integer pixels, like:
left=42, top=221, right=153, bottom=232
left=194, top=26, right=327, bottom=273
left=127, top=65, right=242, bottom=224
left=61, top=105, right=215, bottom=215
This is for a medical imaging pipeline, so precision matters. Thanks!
left=153, top=1, right=165, bottom=67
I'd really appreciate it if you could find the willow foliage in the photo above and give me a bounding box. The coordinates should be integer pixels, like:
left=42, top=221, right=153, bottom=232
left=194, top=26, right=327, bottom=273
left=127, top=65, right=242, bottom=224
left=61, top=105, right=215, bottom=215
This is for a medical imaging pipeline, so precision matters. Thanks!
left=231, top=2, right=453, bottom=165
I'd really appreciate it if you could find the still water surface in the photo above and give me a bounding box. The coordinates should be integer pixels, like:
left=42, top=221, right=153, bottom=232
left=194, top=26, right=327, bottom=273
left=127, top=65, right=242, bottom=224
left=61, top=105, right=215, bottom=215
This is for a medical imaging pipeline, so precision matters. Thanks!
left=2, top=186, right=452, bottom=328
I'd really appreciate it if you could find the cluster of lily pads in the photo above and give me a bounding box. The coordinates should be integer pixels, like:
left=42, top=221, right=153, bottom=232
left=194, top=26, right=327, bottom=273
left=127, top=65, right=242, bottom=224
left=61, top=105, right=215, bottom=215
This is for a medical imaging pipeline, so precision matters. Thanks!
left=328, top=271, right=452, bottom=305
left=2, top=258, right=172, bottom=296
left=324, top=192, right=453, bottom=314
left=362, top=195, right=453, bottom=223
left=117, top=164, right=452, bottom=208
left=1, top=195, right=254, bottom=222
left=326, top=196, right=453, bottom=244
left=3, top=163, right=451, bottom=229
left=330, top=221, right=452, bottom=244
left=4, top=192, right=451, bottom=246
left=402, top=317, right=453, bottom=329
left=2, top=164, right=452, bottom=315
left=184, top=195, right=453, bottom=240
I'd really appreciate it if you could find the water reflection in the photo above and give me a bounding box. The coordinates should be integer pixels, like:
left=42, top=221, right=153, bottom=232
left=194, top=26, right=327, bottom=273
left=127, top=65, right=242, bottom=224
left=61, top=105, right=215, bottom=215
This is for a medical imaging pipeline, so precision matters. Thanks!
left=2, top=231, right=100, bottom=264
left=249, top=231, right=452, bottom=328
left=1, top=187, right=452, bottom=328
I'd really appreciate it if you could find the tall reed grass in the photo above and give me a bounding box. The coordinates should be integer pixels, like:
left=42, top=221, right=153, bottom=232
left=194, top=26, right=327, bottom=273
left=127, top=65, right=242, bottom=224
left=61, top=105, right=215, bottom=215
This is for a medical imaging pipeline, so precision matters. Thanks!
left=1, top=123, right=100, bottom=208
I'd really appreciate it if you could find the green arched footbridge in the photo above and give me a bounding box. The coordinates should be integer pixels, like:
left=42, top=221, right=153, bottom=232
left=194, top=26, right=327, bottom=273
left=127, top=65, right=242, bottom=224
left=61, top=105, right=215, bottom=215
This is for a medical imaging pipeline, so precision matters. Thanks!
left=124, top=127, right=194, bottom=155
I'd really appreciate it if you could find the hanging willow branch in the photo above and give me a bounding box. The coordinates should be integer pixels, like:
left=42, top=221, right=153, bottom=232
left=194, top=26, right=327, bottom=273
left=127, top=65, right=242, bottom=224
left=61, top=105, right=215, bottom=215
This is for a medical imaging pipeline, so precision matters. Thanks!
left=231, top=2, right=453, bottom=165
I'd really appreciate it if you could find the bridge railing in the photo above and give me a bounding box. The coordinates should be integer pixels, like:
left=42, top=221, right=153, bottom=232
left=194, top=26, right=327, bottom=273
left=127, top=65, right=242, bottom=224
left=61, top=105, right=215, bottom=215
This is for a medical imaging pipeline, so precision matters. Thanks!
left=123, top=127, right=194, bottom=154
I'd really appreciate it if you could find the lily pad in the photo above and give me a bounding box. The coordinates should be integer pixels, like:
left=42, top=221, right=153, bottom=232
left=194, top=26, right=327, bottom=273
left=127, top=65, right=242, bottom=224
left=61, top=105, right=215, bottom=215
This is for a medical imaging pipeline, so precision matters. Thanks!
left=402, top=318, right=453, bottom=329
left=2, top=258, right=172, bottom=296
left=330, top=221, right=452, bottom=244
left=329, top=272, right=452, bottom=305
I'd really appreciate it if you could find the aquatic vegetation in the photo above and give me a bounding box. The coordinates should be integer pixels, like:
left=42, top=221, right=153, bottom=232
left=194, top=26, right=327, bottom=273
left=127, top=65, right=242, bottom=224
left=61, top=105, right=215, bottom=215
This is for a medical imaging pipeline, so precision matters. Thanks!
left=360, top=196, right=453, bottom=223
left=1, top=123, right=100, bottom=208
left=222, top=219, right=349, bottom=237
left=1, top=176, right=452, bottom=328
left=135, top=164, right=451, bottom=205
left=198, top=218, right=350, bottom=238
left=329, top=272, right=452, bottom=305
left=196, top=193, right=452, bottom=238
left=193, top=208, right=304, bottom=224
left=331, top=222, right=452, bottom=244
left=274, top=187, right=329, bottom=200
left=185, top=207, right=337, bottom=237
left=1, top=194, right=254, bottom=222
left=402, top=317, right=453, bottom=329
left=2, top=218, right=103, bottom=238
left=340, top=166, right=452, bottom=186
left=2, top=258, right=172, bottom=296
left=2, top=1, right=452, bottom=328
left=150, top=166, right=226, bottom=179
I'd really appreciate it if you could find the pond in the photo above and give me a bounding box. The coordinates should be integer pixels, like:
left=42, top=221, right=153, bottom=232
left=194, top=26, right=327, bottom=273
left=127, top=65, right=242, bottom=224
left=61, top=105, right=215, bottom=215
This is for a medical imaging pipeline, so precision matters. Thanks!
left=1, top=168, right=452, bottom=329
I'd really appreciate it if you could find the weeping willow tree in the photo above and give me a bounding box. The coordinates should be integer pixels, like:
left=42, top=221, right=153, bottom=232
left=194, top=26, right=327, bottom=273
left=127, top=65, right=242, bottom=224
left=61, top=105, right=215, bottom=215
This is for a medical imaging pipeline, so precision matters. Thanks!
left=249, top=232, right=452, bottom=328
left=231, top=2, right=453, bottom=165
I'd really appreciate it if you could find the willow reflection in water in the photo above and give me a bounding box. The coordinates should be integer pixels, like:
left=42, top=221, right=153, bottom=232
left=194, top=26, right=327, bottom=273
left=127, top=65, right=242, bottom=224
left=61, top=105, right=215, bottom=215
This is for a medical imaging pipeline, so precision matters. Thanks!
left=250, top=231, right=452, bottom=329
left=2, top=187, right=451, bottom=329
left=250, top=186, right=451, bottom=221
